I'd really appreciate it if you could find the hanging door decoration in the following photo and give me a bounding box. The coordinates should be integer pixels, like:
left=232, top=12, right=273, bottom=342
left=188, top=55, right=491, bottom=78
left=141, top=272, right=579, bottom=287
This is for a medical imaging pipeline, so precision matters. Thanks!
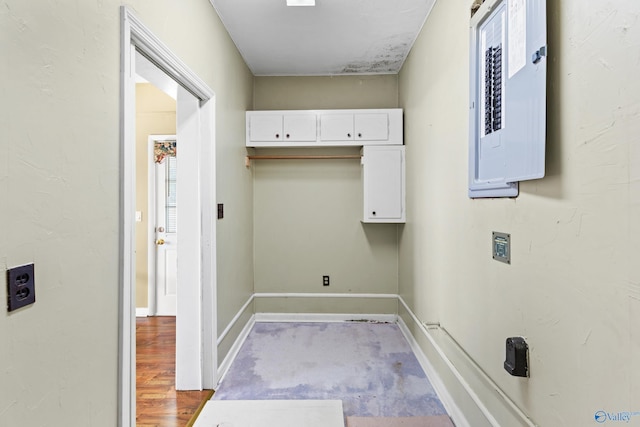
left=154, top=140, right=177, bottom=164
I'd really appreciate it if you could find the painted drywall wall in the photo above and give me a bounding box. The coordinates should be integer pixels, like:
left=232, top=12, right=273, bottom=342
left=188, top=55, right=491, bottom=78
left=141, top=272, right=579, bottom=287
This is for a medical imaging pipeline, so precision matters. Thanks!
left=253, top=75, right=399, bottom=110
left=135, top=83, right=176, bottom=309
left=252, top=75, right=400, bottom=313
left=0, top=1, right=253, bottom=425
left=398, top=1, right=640, bottom=426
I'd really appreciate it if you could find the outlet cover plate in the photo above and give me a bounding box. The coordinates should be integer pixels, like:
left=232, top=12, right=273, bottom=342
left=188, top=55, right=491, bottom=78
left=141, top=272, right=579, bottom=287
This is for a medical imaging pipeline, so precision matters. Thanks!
left=7, top=263, right=36, bottom=312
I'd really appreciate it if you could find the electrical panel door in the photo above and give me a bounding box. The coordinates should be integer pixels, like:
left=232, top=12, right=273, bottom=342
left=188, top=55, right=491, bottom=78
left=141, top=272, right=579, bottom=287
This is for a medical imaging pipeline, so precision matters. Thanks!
left=469, top=0, right=547, bottom=198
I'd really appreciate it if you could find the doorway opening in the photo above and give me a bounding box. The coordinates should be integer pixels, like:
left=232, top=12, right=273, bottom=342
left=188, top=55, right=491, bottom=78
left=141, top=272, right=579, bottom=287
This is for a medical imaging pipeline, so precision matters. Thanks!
left=120, top=7, right=218, bottom=426
left=147, top=135, right=178, bottom=316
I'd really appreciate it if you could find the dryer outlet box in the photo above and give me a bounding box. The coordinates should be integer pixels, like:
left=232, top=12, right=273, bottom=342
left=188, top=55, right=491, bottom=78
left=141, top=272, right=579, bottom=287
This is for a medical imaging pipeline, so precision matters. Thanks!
left=504, top=336, right=528, bottom=377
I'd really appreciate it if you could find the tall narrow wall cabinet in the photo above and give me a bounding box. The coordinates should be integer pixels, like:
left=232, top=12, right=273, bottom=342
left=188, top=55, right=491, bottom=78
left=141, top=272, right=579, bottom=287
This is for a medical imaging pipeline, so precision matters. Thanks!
left=361, top=145, right=405, bottom=223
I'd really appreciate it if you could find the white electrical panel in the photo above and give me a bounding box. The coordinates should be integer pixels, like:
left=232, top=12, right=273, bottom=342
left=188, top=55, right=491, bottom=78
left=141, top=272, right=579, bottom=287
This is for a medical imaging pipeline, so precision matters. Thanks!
left=469, top=0, right=547, bottom=198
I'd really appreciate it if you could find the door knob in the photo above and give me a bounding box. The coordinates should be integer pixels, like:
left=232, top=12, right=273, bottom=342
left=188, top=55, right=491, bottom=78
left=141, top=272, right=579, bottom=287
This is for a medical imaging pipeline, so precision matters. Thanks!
left=156, top=239, right=165, bottom=245
left=157, top=226, right=165, bottom=232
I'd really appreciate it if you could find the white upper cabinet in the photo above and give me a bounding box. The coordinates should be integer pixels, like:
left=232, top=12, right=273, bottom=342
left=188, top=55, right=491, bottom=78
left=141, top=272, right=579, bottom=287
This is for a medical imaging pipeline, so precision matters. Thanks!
left=283, top=114, right=317, bottom=142
left=319, top=114, right=354, bottom=141
left=319, top=112, right=390, bottom=142
left=354, top=113, right=389, bottom=141
left=246, top=109, right=402, bottom=147
left=248, top=114, right=282, bottom=142
left=248, top=112, right=316, bottom=143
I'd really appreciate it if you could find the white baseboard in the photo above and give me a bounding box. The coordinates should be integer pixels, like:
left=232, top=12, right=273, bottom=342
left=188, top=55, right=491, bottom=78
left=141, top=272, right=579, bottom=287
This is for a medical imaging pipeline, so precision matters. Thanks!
left=217, top=295, right=255, bottom=347
left=397, top=315, right=471, bottom=427
left=255, top=312, right=398, bottom=323
left=397, top=297, right=536, bottom=427
left=253, top=292, right=398, bottom=299
left=135, top=307, right=149, bottom=317
left=216, top=314, right=256, bottom=389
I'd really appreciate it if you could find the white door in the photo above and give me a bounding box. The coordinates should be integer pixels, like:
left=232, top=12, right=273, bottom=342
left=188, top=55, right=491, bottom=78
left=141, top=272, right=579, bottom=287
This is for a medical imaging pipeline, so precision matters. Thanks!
left=154, top=148, right=178, bottom=316
left=175, top=85, right=205, bottom=390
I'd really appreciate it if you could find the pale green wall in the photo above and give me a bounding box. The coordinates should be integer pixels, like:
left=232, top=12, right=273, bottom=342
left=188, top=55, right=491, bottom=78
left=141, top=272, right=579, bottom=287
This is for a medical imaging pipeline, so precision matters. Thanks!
left=5, top=0, right=637, bottom=424
left=0, top=1, right=253, bottom=425
left=399, top=1, right=640, bottom=425
left=253, top=76, right=400, bottom=313
left=253, top=75, right=399, bottom=110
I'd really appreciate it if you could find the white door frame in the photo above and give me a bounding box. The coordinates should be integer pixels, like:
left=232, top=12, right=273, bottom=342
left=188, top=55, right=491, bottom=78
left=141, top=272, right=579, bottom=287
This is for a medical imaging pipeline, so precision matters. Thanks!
left=120, top=7, right=217, bottom=427
left=147, top=134, right=177, bottom=317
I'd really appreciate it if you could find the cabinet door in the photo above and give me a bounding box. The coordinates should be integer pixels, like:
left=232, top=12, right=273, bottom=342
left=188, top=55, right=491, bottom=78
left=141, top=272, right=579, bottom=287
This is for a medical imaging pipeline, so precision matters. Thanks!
left=320, top=114, right=354, bottom=141
left=363, top=146, right=405, bottom=222
left=249, top=114, right=283, bottom=142
left=355, top=113, right=389, bottom=141
left=283, top=114, right=317, bottom=142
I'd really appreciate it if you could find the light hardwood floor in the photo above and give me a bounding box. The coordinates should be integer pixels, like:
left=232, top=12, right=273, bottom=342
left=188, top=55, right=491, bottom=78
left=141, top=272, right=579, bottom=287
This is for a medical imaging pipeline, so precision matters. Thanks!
left=136, top=316, right=213, bottom=427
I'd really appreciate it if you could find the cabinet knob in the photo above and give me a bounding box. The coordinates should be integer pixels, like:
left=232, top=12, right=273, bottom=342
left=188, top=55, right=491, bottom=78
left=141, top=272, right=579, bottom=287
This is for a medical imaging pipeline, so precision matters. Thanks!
left=372, top=211, right=376, bottom=216
left=358, top=133, right=362, bottom=138
left=347, top=133, right=351, bottom=138
left=286, top=134, right=290, bottom=139
left=275, top=133, right=280, bottom=139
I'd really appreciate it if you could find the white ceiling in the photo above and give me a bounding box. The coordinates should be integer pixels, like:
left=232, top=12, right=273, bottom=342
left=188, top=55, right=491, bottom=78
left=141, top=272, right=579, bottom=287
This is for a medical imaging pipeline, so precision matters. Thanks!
left=210, top=0, right=436, bottom=76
